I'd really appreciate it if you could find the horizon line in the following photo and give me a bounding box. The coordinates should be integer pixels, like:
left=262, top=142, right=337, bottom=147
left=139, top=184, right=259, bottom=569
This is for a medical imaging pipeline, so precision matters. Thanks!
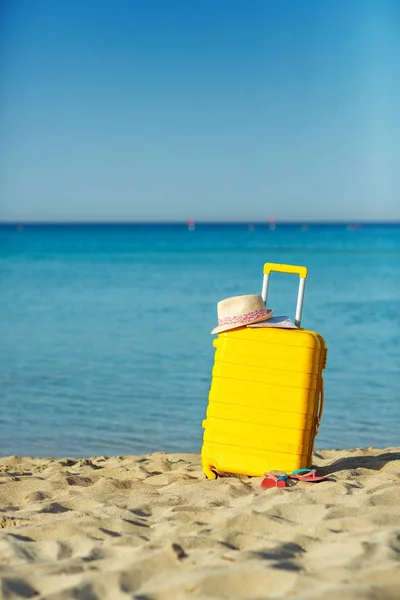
left=0, top=219, right=400, bottom=226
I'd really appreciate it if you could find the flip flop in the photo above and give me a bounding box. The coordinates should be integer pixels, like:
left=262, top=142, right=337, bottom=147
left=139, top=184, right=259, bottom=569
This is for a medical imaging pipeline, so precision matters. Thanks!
left=289, top=468, right=330, bottom=482
left=261, top=468, right=331, bottom=490
left=260, top=472, right=288, bottom=489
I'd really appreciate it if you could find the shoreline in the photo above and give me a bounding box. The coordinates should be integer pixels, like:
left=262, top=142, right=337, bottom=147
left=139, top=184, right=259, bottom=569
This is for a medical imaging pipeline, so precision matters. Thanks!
left=1, top=447, right=399, bottom=599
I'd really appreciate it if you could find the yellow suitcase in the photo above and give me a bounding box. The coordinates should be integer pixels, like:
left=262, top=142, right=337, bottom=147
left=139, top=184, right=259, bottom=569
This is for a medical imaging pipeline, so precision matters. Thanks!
left=201, top=263, right=327, bottom=479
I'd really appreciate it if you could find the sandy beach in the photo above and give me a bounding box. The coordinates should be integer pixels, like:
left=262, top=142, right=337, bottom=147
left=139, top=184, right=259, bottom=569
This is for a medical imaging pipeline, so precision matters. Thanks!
left=0, top=447, right=399, bottom=600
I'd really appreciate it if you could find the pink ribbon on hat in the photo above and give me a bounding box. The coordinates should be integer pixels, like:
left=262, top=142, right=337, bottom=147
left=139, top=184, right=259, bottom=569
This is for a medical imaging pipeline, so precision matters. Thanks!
left=217, top=308, right=269, bottom=327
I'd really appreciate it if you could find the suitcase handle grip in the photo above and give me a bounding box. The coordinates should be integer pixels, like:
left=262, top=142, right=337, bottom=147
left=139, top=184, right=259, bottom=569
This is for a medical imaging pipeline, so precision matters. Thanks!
left=263, top=263, right=308, bottom=279
left=261, top=263, right=308, bottom=327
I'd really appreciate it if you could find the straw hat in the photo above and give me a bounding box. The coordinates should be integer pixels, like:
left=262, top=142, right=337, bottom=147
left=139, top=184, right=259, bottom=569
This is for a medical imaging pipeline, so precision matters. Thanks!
left=211, top=294, right=273, bottom=334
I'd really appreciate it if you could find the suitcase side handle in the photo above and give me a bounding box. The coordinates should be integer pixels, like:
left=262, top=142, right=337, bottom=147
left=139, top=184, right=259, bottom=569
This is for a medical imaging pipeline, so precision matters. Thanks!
left=315, top=379, right=324, bottom=435
left=262, top=263, right=308, bottom=327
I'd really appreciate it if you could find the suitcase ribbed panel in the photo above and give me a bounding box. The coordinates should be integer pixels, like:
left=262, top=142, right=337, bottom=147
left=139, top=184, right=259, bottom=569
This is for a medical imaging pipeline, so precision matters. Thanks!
left=201, top=327, right=327, bottom=478
left=206, top=402, right=314, bottom=429
left=203, top=419, right=312, bottom=448
left=212, top=362, right=318, bottom=389
left=214, top=338, right=320, bottom=373
left=209, top=381, right=315, bottom=415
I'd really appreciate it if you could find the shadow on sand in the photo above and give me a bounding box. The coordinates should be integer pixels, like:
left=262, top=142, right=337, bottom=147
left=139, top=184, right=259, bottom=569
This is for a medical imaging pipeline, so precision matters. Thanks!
left=313, top=450, right=400, bottom=476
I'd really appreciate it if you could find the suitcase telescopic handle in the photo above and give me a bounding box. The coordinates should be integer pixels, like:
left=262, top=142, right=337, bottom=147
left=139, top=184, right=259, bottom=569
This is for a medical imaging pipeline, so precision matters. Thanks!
left=262, top=263, right=308, bottom=327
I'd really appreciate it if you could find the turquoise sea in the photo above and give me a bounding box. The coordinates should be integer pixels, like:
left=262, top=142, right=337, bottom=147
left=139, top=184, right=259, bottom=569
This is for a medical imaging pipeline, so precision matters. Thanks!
left=1, top=223, right=399, bottom=458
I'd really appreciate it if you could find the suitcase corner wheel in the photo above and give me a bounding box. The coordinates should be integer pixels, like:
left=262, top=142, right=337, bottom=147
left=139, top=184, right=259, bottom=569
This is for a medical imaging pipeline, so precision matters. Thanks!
left=201, top=459, right=217, bottom=480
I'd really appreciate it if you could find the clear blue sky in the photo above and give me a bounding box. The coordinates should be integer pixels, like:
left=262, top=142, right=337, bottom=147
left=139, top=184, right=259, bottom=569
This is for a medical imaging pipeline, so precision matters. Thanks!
left=0, top=0, right=399, bottom=222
